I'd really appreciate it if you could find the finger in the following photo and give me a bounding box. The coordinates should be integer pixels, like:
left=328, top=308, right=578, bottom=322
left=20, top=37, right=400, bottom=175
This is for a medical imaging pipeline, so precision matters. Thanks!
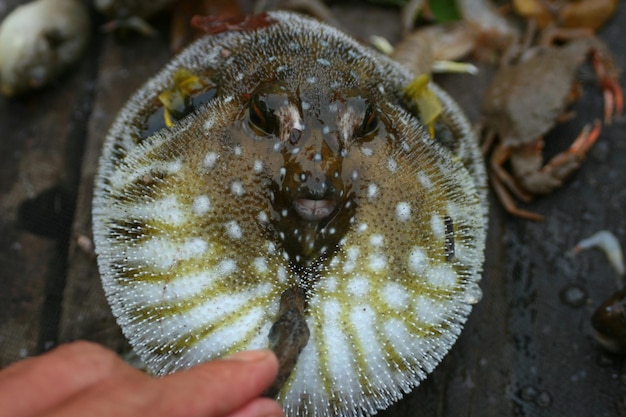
left=154, top=349, right=281, bottom=417
left=0, top=341, right=134, bottom=417
left=41, top=349, right=281, bottom=417
left=226, top=397, right=285, bottom=417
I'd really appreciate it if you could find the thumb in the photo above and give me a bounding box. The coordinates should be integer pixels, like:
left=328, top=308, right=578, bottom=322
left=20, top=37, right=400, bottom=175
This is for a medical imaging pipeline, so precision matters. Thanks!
left=158, top=349, right=283, bottom=417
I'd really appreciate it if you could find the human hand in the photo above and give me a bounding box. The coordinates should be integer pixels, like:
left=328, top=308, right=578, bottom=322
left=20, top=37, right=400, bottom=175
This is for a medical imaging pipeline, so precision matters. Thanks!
left=0, top=341, right=284, bottom=417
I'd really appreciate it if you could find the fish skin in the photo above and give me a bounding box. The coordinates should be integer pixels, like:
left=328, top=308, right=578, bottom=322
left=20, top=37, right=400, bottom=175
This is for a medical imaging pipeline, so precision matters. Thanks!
left=93, top=11, right=487, bottom=417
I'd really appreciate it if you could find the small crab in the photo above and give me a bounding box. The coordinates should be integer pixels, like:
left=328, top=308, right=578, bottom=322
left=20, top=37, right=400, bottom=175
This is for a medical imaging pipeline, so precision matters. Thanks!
left=513, top=0, right=618, bottom=31
left=481, top=32, right=623, bottom=220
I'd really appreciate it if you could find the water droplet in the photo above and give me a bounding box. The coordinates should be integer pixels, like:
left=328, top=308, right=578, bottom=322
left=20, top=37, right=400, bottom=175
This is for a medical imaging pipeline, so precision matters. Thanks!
left=464, top=283, right=483, bottom=304
left=559, top=285, right=588, bottom=308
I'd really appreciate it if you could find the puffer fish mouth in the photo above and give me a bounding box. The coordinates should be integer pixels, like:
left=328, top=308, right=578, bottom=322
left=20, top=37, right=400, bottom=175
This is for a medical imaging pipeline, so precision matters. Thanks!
left=293, top=198, right=336, bottom=221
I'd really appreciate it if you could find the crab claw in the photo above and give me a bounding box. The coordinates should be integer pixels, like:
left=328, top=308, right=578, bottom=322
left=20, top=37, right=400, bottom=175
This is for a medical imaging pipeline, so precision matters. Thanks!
left=547, top=120, right=602, bottom=169
left=591, top=49, right=624, bottom=123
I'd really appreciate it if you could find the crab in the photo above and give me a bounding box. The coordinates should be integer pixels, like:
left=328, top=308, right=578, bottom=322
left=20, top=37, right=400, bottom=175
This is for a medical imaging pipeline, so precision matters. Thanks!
left=481, top=31, right=623, bottom=221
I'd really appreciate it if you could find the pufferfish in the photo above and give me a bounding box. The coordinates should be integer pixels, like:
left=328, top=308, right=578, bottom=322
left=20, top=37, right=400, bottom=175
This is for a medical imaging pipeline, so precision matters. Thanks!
left=92, top=11, right=488, bottom=417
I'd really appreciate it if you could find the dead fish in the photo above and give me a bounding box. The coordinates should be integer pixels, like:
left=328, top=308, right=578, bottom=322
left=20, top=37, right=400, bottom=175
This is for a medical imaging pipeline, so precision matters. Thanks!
left=92, top=11, right=488, bottom=417
left=0, top=0, right=90, bottom=97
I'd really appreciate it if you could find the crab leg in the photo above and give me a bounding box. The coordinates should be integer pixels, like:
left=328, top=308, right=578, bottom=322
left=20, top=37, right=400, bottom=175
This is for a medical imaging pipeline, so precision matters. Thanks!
left=591, top=48, right=624, bottom=123
left=489, top=171, right=545, bottom=221
left=490, top=144, right=534, bottom=202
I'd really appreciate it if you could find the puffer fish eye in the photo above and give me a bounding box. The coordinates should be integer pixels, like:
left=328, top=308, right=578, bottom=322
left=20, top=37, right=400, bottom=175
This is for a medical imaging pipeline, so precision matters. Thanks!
left=247, top=82, right=299, bottom=138
left=249, top=92, right=280, bottom=136
left=358, top=104, right=379, bottom=138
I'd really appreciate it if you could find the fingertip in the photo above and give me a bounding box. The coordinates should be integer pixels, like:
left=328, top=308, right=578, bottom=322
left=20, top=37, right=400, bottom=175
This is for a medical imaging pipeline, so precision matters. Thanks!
left=225, top=349, right=274, bottom=362
left=224, top=349, right=278, bottom=370
left=227, top=397, right=285, bottom=417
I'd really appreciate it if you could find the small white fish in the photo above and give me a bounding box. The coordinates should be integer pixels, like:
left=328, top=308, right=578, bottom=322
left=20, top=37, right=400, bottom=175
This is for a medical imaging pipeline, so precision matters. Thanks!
left=0, top=0, right=90, bottom=97
left=571, top=230, right=625, bottom=277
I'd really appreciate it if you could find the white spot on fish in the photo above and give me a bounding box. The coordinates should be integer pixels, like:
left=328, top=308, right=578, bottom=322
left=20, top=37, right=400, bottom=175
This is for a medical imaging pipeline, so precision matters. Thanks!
left=427, top=265, right=457, bottom=287
left=357, top=223, right=368, bottom=233
left=203, top=152, right=218, bottom=169
left=253, top=160, right=263, bottom=173
left=230, top=181, right=244, bottom=196
left=321, top=300, right=358, bottom=385
left=369, top=234, right=384, bottom=247
left=395, top=202, right=412, bottom=222
left=217, top=258, right=237, bottom=275
left=257, top=211, right=269, bottom=224
left=382, top=282, right=409, bottom=309
left=225, top=221, right=242, bottom=239
left=408, top=247, right=428, bottom=274
left=347, top=275, right=369, bottom=297
left=307, top=76, right=317, bottom=84
left=351, top=170, right=359, bottom=180
left=430, top=214, right=445, bottom=238
left=233, top=145, right=242, bottom=156
left=418, top=172, right=433, bottom=190
left=184, top=237, right=209, bottom=257
left=253, top=257, right=268, bottom=273
left=343, top=246, right=360, bottom=273
left=192, top=195, right=211, bottom=216
left=133, top=195, right=186, bottom=226
left=167, top=159, right=182, bottom=173
left=414, top=295, right=446, bottom=326
left=387, top=157, right=398, bottom=173
left=322, top=126, right=331, bottom=135
left=367, top=183, right=379, bottom=199
left=323, top=276, right=338, bottom=292
left=267, top=242, right=276, bottom=254
left=316, top=58, right=331, bottom=66
left=361, top=146, right=374, bottom=157
left=368, top=253, right=387, bottom=271
left=302, top=101, right=311, bottom=110
left=277, top=266, right=287, bottom=283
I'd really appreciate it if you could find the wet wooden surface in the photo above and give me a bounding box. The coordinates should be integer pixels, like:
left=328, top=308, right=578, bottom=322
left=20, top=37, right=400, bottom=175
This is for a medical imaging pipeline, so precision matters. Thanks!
left=1, top=1, right=625, bottom=416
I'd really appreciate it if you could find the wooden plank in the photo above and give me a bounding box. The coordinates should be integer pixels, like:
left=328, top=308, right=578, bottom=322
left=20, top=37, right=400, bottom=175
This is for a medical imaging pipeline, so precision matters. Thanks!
left=0, top=0, right=98, bottom=365
left=59, top=25, right=174, bottom=352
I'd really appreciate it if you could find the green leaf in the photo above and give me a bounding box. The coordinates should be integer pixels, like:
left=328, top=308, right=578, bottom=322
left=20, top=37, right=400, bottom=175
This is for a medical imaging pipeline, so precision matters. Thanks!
left=429, top=0, right=461, bottom=22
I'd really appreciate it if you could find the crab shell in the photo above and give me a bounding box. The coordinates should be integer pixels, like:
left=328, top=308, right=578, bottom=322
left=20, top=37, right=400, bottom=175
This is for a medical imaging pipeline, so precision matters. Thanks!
left=92, top=11, right=487, bottom=417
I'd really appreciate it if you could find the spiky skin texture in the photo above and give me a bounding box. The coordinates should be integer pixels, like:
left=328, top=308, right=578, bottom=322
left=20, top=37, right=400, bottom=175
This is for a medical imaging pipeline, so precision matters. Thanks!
left=93, top=12, right=487, bottom=417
